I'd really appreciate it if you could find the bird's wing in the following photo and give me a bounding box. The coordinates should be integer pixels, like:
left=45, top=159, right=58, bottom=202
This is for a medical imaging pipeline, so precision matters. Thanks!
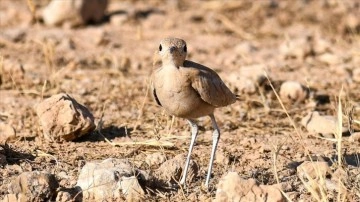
left=185, top=61, right=236, bottom=107
left=150, top=69, right=162, bottom=106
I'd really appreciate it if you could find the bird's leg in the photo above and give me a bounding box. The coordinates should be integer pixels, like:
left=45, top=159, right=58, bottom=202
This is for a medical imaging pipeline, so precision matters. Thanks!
left=179, top=119, right=198, bottom=186
left=205, top=114, right=220, bottom=188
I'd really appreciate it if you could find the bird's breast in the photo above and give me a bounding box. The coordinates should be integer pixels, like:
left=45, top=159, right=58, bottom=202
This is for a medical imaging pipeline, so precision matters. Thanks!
left=153, top=66, right=215, bottom=119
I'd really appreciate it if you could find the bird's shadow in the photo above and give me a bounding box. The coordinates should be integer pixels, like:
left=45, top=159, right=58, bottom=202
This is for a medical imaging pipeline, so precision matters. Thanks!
left=75, top=125, right=132, bottom=142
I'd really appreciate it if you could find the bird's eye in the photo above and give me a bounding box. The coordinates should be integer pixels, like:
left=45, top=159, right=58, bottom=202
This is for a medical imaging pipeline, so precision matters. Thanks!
left=159, top=44, right=162, bottom=51
left=184, top=45, right=187, bottom=52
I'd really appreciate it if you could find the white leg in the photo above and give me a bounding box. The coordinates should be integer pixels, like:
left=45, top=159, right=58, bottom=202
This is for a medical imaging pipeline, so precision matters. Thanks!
left=179, top=119, right=198, bottom=186
left=205, top=114, right=220, bottom=188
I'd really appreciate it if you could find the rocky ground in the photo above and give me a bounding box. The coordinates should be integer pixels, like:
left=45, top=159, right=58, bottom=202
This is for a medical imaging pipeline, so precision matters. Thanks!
left=0, top=0, right=360, bottom=201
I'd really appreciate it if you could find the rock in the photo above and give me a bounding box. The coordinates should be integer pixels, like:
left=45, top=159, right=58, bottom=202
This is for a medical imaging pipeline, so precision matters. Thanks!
left=0, top=122, right=16, bottom=145
left=301, top=111, right=347, bottom=138
left=8, top=171, right=59, bottom=201
left=42, top=0, right=108, bottom=27
left=349, top=132, right=360, bottom=142
left=35, top=93, right=95, bottom=141
left=318, top=53, right=342, bottom=65
left=120, top=176, right=144, bottom=201
left=234, top=41, right=259, bottom=55
left=55, top=188, right=80, bottom=202
left=55, top=190, right=73, bottom=202
left=311, top=37, right=331, bottom=55
left=239, top=64, right=268, bottom=85
left=297, top=161, right=331, bottom=179
left=225, top=75, right=257, bottom=94
left=110, top=14, right=129, bottom=26
left=279, top=81, right=308, bottom=104
left=154, top=154, right=198, bottom=184
left=331, top=168, right=348, bottom=182
left=76, top=158, right=145, bottom=201
left=223, top=64, right=269, bottom=94
left=145, top=152, right=167, bottom=168
left=57, top=38, right=76, bottom=52
left=280, top=37, right=311, bottom=60
left=215, top=150, right=230, bottom=165
left=215, top=172, right=284, bottom=202
left=324, top=179, right=347, bottom=192
left=344, top=13, right=360, bottom=34
left=1, top=28, right=26, bottom=42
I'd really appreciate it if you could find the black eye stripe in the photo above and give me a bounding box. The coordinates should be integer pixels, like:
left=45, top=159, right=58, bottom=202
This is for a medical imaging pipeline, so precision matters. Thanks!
left=159, top=44, right=162, bottom=51
left=184, top=45, right=187, bottom=52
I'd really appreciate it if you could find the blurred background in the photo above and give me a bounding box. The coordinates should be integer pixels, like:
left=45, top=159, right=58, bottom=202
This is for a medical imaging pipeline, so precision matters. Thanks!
left=0, top=0, right=360, bottom=201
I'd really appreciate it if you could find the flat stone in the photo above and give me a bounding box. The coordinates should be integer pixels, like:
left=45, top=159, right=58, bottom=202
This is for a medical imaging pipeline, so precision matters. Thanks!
left=297, top=161, right=331, bottom=179
left=301, top=111, right=347, bottom=138
left=215, top=172, right=284, bottom=202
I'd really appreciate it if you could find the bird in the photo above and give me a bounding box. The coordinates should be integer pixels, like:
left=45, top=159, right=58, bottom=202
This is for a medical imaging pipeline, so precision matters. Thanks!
left=151, top=37, right=238, bottom=188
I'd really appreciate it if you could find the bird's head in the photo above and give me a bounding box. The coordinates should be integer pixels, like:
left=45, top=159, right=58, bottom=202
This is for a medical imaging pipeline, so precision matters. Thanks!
left=158, top=37, right=187, bottom=67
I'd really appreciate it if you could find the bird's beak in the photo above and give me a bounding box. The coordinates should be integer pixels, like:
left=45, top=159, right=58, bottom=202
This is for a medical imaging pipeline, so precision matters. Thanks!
left=170, top=46, right=177, bottom=53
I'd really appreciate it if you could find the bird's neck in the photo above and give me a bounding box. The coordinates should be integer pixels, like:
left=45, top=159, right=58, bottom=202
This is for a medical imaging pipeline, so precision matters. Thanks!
left=163, top=60, right=184, bottom=68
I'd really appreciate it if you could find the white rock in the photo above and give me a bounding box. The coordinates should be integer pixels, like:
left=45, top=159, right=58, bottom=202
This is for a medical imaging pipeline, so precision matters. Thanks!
left=279, top=81, right=308, bottom=104
left=42, top=0, right=108, bottom=27
left=280, top=37, right=311, bottom=60
left=76, top=158, right=144, bottom=201
left=349, top=132, right=360, bottom=142
left=222, top=64, right=269, bottom=94
left=301, top=111, right=347, bottom=137
left=318, top=53, right=342, bottom=65
left=239, top=64, right=268, bottom=84
left=297, top=161, right=331, bottom=179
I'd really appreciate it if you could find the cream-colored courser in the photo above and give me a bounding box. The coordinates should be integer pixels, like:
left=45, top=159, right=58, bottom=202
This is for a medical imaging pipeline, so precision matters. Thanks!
left=151, top=37, right=238, bottom=188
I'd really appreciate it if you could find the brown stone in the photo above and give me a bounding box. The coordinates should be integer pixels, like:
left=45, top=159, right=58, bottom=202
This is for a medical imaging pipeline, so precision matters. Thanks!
left=35, top=93, right=95, bottom=141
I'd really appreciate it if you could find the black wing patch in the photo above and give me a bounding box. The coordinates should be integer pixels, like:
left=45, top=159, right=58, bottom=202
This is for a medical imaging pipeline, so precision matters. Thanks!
left=153, top=88, right=162, bottom=106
